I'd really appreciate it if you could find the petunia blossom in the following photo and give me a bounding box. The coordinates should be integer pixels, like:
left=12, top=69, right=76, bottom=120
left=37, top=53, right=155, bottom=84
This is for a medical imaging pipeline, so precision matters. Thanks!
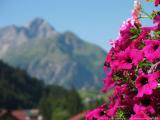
left=86, top=1, right=160, bottom=119
left=107, top=98, right=121, bottom=117
left=130, top=104, right=152, bottom=120
left=102, top=71, right=115, bottom=93
left=112, top=18, right=135, bottom=51
left=155, top=0, right=160, bottom=6
left=134, top=96, right=155, bottom=114
left=116, top=47, right=144, bottom=70
left=143, top=40, right=160, bottom=62
left=135, top=72, right=159, bottom=97
left=130, top=112, right=151, bottom=120
left=86, top=104, right=108, bottom=120
left=153, top=14, right=160, bottom=24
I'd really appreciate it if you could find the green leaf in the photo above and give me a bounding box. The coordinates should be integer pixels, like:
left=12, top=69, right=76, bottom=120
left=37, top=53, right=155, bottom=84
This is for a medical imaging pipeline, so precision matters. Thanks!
left=138, top=42, right=145, bottom=49
left=113, top=74, right=121, bottom=81
left=116, top=109, right=130, bottom=120
left=129, top=27, right=141, bottom=40
left=129, top=35, right=139, bottom=40
left=138, top=59, right=152, bottom=73
left=145, top=0, right=154, bottom=2
left=112, top=71, right=128, bottom=84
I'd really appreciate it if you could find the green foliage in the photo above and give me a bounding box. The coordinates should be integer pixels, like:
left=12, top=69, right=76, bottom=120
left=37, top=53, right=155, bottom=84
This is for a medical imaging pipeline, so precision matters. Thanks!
left=79, top=89, right=113, bottom=110
left=116, top=110, right=127, bottom=120
left=151, top=11, right=160, bottom=19
left=0, top=60, right=84, bottom=119
left=145, top=0, right=154, bottom=2
left=138, top=59, right=152, bottom=73
left=39, top=86, right=83, bottom=120
left=130, top=27, right=141, bottom=40
left=0, top=61, right=44, bottom=109
left=113, top=73, right=122, bottom=81
left=51, top=108, right=70, bottom=120
left=116, top=108, right=130, bottom=120
left=112, top=71, right=128, bottom=84
left=154, top=30, right=160, bottom=38
left=138, top=42, right=145, bottom=49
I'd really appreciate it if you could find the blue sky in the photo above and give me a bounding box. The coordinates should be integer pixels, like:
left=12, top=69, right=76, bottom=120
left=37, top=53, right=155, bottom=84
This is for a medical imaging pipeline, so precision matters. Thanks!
left=0, top=0, right=156, bottom=51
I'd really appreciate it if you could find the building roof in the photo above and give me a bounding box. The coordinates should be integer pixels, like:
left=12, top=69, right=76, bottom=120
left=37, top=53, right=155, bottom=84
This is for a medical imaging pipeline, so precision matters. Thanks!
left=69, top=112, right=85, bottom=120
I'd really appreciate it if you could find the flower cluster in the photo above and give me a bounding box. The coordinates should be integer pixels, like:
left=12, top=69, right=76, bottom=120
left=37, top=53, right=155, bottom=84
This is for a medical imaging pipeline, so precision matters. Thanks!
left=86, top=1, right=160, bottom=120
left=155, top=0, right=160, bottom=6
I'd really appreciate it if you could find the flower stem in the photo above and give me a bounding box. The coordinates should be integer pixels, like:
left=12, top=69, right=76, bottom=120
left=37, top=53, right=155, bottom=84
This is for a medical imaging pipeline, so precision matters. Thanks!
left=148, top=61, right=160, bottom=73
left=141, top=9, right=153, bottom=19
left=138, top=16, right=150, bottom=19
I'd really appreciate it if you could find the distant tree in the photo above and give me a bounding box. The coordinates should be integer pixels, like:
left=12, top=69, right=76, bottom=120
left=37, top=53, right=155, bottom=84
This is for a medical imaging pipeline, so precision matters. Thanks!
left=0, top=61, right=45, bottom=109
left=66, top=88, right=84, bottom=114
left=39, top=85, right=83, bottom=120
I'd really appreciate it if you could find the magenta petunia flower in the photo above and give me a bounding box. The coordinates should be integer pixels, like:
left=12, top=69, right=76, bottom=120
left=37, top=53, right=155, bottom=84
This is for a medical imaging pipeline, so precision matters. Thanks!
left=110, top=60, right=122, bottom=71
left=104, top=48, right=115, bottom=70
left=120, top=18, right=134, bottom=36
left=114, top=84, right=129, bottom=96
left=130, top=112, right=151, bottom=120
left=86, top=104, right=108, bottom=120
left=130, top=104, right=152, bottom=120
left=135, top=72, right=159, bottom=97
left=112, top=18, right=135, bottom=51
left=134, top=96, right=155, bottom=114
left=107, top=98, right=121, bottom=117
left=143, top=40, right=160, bottom=62
left=155, top=117, right=160, bottom=120
left=155, top=0, right=160, bottom=6
left=116, top=47, right=144, bottom=70
left=102, top=71, right=115, bottom=93
left=154, top=14, right=160, bottom=24
left=86, top=1, right=160, bottom=119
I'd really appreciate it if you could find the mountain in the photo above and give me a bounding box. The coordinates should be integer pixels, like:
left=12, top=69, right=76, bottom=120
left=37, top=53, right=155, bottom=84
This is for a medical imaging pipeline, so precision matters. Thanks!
left=0, top=18, right=107, bottom=90
left=0, top=18, right=58, bottom=57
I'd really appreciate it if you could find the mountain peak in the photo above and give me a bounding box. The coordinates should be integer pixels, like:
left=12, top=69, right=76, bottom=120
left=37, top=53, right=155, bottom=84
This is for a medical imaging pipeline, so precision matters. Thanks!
left=24, top=17, right=56, bottom=39
left=25, top=17, right=55, bottom=30
left=0, top=17, right=106, bottom=90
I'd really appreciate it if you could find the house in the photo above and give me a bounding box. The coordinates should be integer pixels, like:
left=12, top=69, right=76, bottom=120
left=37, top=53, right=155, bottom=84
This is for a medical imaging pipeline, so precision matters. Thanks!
left=0, top=110, right=26, bottom=120
left=69, top=112, right=85, bottom=120
left=0, top=109, right=43, bottom=120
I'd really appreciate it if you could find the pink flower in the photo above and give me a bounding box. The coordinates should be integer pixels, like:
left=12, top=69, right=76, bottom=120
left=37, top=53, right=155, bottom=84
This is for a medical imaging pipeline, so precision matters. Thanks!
left=116, top=47, right=143, bottom=70
left=132, top=0, right=141, bottom=26
left=120, top=18, right=134, bottom=36
left=110, top=60, right=122, bottom=70
left=155, top=117, right=160, bottom=120
left=102, top=71, right=115, bottom=93
left=153, top=14, right=160, bottom=24
left=130, top=104, right=152, bottom=120
left=86, top=1, right=160, bottom=119
left=130, top=112, right=151, bottom=120
left=109, top=39, right=117, bottom=48
left=134, top=104, right=146, bottom=113
left=130, top=28, right=150, bottom=49
left=86, top=104, right=108, bottom=120
left=114, top=84, right=129, bottom=96
left=143, top=40, right=160, bottom=62
left=104, top=49, right=115, bottom=70
left=107, top=98, right=121, bottom=117
left=135, top=72, right=159, bottom=97
left=155, top=0, right=160, bottom=6
left=134, top=96, right=155, bottom=114
left=112, top=18, right=135, bottom=51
